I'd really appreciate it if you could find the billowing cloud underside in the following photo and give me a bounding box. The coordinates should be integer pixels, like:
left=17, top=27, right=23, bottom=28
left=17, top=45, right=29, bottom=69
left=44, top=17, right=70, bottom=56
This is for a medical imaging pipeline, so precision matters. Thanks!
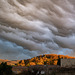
left=0, top=0, right=75, bottom=60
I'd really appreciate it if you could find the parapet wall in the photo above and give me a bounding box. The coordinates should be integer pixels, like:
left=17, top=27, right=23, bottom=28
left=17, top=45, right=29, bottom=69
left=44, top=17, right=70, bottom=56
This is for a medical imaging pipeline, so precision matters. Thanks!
left=61, top=59, right=75, bottom=67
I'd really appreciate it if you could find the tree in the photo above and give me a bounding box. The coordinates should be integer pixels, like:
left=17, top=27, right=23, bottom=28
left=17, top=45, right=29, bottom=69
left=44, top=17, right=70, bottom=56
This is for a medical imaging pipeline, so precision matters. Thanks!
left=57, top=58, right=61, bottom=66
left=0, top=62, right=12, bottom=75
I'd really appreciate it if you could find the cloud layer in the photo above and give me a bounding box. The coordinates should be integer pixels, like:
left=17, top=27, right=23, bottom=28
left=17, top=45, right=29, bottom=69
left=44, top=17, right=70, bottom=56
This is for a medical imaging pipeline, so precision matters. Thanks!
left=0, top=0, right=75, bottom=60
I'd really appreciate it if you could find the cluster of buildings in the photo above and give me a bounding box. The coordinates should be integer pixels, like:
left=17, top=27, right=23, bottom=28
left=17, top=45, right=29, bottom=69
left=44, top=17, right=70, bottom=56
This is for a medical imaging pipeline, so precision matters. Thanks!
left=61, top=59, right=75, bottom=67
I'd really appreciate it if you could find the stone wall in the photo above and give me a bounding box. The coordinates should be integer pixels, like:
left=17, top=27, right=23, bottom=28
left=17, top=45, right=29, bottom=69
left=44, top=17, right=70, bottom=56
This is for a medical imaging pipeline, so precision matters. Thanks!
left=56, top=72, right=75, bottom=75
left=61, top=59, right=75, bottom=67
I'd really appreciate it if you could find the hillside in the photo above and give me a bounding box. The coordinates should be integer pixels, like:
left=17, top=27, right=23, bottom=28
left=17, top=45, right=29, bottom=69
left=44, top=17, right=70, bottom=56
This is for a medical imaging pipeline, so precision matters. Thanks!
left=17, top=54, right=75, bottom=66
left=0, top=54, right=75, bottom=66
left=0, top=59, right=20, bottom=66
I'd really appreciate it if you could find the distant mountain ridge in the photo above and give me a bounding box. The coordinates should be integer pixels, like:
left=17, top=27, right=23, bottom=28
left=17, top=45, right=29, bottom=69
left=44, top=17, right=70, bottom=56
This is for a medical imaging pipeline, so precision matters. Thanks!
left=0, top=59, right=20, bottom=66
left=0, top=54, right=75, bottom=66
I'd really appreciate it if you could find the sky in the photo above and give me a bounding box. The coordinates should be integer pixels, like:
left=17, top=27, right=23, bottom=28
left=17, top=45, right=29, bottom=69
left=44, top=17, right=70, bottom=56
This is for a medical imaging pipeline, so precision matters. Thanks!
left=0, top=0, right=75, bottom=60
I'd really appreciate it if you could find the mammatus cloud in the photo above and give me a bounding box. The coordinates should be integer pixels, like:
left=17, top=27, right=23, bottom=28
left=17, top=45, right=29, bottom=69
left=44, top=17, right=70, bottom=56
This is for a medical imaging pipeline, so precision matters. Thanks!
left=0, top=0, right=75, bottom=60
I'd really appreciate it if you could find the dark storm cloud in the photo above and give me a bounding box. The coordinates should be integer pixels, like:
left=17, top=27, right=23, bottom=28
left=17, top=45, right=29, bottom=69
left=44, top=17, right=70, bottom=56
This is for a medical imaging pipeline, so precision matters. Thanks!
left=0, top=0, right=75, bottom=59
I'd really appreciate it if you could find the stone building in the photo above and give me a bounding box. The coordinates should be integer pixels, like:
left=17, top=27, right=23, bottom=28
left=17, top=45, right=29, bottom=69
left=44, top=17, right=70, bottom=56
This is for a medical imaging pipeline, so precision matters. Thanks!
left=61, top=59, right=75, bottom=67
